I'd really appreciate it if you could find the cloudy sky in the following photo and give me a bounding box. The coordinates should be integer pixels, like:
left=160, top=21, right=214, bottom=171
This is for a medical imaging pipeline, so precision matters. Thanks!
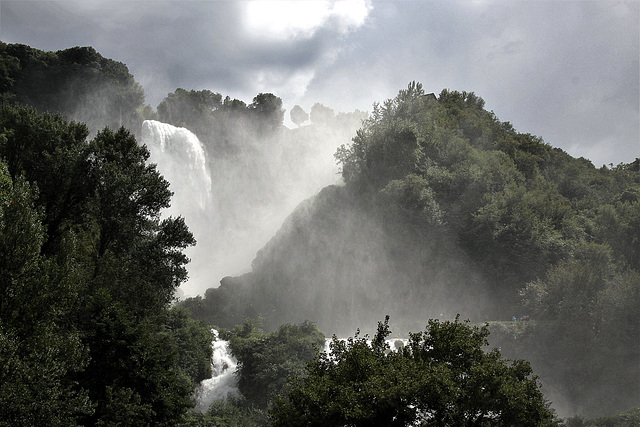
left=1, top=0, right=638, bottom=166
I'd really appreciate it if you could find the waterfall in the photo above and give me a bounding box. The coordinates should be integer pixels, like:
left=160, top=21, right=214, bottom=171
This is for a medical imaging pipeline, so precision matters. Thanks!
left=194, top=333, right=409, bottom=413
left=139, top=118, right=353, bottom=297
left=194, top=330, right=240, bottom=412
left=140, top=120, right=211, bottom=213
left=140, top=120, right=215, bottom=292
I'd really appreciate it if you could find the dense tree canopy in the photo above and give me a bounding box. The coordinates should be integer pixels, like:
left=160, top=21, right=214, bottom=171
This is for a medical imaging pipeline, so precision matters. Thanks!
left=334, top=82, right=639, bottom=302
left=0, top=103, right=213, bottom=425
left=226, top=320, right=325, bottom=409
left=0, top=159, right=93, bottom=425
left=156, top=88, right=285, bottom=155
left=330, top=82, right=640, bottom=416
left=271, top=316, right=555, bottom=426
left=0, top=43, right=145, bottom=132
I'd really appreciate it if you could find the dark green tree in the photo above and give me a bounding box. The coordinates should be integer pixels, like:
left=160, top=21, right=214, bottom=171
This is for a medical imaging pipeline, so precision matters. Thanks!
left=165, top=306, right=214, bottom=386
left=271, top=316, right=555, bottom=426
left=0, top=43, right=145, bottom=132
left=0, top=104, right=208, bottom=425
left=85, top=126, right=195, bottom=315
left=227, top=320, right=325, bottom=408
left=517, top=244, right=640, bottom=415
left=156, top=88, right=222, bottom=135
left=0, top=160, right=93, bottom=426
left=249, top=92, right=285, bottom=134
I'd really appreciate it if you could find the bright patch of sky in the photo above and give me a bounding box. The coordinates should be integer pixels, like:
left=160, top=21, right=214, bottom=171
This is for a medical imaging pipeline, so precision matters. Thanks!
left=243, top=0, right=371, bottom=40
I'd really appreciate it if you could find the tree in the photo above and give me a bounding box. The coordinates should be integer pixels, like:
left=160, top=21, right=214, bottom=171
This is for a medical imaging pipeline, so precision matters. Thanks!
left=250, top=92, right=284, bottom=134
left=290, top=105, right=308, bottom=127
left=165, top=306, right=214, bottom=387
left=517, top=245, right=640, bottom=415
left=309, top=102, right=334, bottom=125
left=271, top=316, right=555, bottom=426
left=156, top=88, right=222, bottom=132
left=0, top=161, right=93, bottom=425
left=0, top=103, right=92, bottom=255
left=228, top=320, right=325, bottom=408
left=0, top=104, right=206, bottom=425
left=0, top=43, right=145, bottom=132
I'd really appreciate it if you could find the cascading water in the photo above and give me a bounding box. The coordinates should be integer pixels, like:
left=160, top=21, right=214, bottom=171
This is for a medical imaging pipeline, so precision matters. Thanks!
left=138, top=118, right=352, bottom=296
left=193, top=331, right=412, bottom=412
left=194, top=330, right=240, bottom=412
left=141, top=120, right=211, bottom=213
left=140, top=120, right=215, bottom=291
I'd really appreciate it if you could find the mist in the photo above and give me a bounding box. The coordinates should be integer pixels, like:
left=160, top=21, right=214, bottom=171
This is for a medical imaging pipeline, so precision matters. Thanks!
left=140, top=103, right=366, bottom=297
left=235, top=183, right=496, bottom=336
left=139, top=96, right=496, bottom=335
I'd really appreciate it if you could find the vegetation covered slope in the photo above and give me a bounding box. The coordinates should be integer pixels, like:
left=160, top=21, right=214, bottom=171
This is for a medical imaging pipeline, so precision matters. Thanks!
left=186, top=82, right=638, bottom=329
left=184, top=82, right=639, bottom=417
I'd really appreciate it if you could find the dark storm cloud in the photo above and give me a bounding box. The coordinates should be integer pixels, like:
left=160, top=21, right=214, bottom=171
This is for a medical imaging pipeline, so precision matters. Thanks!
left=1, top=1, right=333, bottom=103
left=1, top=0, right=638, bottom=166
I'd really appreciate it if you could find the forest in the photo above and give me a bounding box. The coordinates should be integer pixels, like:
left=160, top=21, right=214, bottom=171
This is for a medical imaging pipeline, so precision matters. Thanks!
left=0, top=42, right=638, bottom=426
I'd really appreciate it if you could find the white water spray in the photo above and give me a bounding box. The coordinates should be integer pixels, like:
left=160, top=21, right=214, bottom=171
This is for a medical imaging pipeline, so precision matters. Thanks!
left=193, top=333, right=410, bottom=412
left=140, top=114, right=363, bottom=296
left=140, top=120, right=215, bottom=293
left=141, top=120, right=211, bottom=212
left=194, top=330, right=240, bottom=412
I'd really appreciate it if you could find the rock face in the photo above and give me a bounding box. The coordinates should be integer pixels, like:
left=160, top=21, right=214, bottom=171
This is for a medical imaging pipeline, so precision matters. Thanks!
left=200, top=185, right=494, bottom=336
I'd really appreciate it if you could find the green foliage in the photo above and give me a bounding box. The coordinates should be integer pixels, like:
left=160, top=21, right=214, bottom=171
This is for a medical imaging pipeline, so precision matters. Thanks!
left=0, top=42, right=145, bottom=132
left=165, top=306, right=215, bottom=386
left=334, top=81, right=640, bottom=312
left=0, top=161, right=92, bottom=426
left=77, top=296, right=194, bottom=426
left=156, top=88, right=285, bottom=154
left=563, top=407, right=640, bottom=427
left=309, top=102, right=335, bottom=125
left=0, top=103, right=91, bottom=254
left=469, top=179, right=573, bottom=290
left=594, top=198, right=640, bottom=270
left=515, top=249, right=640, bottom=416
left=227, top=320, right=325, bottom=408
left=271, top=316, right=555, bottom=426
left=0, top=104, right=208, bottom=425
left=206, top=397, right=270, bottom=427
left=380, top=174, right=445, bottom=227
left=85, top=126, right=195, bottom=316
left=249, top=92, right=285, bottom=134
left=157, top=88, right=222, bottom=126
left=180, top=397, right=269, bottom=427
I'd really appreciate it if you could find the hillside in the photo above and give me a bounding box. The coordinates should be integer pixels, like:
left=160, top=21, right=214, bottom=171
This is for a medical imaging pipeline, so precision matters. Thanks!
left=183, top=83, right=639, bottom=417
left=186, top=83, right=639, bottom=332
